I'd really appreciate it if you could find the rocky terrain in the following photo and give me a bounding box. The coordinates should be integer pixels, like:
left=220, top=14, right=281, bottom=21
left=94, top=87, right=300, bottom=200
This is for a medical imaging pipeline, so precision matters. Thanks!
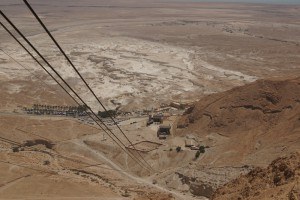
left=178, top=77, right=300, bottom=138
left=154, top=77, right=300, bottom=198
left=212, top=152, right=300, bottom=200
left=1, top=0, right=300, bottom=200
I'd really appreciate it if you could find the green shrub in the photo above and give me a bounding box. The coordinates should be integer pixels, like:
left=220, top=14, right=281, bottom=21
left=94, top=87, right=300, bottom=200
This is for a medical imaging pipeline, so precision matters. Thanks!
left=195, top=150, right=201, bottom=159
left=12, top=146, right=19, bottom=152
left=176, top=146, right=181, bottom=152
left=273, top=175, right=281, bottom=185
left=199, top=145, right=205, bottom=153
left=98, top=110, right=117, bottom=118
left=43, top=160, right=50, bottom=165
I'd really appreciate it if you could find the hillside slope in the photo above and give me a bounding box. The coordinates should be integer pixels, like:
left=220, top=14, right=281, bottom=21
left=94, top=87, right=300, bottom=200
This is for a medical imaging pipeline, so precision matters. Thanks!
left=177, top=77, right=300, bottom=166
left=212, top=152, right=300, bottom=200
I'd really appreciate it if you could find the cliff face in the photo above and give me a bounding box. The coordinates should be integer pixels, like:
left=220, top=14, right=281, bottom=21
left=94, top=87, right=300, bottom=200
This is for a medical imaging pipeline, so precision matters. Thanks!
left=212, top=152, right=300, bottom=200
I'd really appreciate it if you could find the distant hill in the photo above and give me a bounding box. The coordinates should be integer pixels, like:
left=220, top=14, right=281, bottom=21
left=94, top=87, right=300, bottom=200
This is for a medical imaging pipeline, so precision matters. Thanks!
left=177, top=77, right=300, bottom=166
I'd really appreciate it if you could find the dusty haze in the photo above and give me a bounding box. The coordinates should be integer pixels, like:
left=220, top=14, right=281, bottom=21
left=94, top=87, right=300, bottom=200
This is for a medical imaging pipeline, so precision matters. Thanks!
left=0, top=0, right=300, bottom=199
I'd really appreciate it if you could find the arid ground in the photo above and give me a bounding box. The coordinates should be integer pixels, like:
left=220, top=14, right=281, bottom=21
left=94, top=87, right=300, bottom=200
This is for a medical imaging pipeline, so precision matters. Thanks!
left=0, top=0, right=300, bottom=199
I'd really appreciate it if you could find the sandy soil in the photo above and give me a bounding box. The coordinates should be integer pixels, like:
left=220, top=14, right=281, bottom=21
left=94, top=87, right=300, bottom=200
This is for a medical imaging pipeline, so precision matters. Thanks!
left=1, top=0, right=300, bottom=111
left=1, top=0, right=300, bottom=199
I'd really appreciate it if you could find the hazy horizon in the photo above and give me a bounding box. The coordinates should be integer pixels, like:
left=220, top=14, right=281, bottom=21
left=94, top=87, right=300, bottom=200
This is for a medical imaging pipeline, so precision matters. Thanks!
left=171, top=0, right=300, bottom=4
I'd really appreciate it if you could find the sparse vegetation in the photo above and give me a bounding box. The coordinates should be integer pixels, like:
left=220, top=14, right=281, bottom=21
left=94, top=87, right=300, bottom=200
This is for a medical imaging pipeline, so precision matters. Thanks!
left=25, top=104, right=89, bottom=116
left=122, top=189, right=130, bottom=197
left=98, top=110, right=117, bottom=118
left=43, top=160, right=50, bottom=165
left=195, top=150, right=201, bottom=159
left=2, top=3, right=300, bottom=200
left=273, top=175, right=281, bottom=185
left=12, top=146, right=19, bottom=152
left=23, top=139, right=54, bottom=149
left=199, top=146, right=205, bottom=153
left=195, top=146, right=206, bottom=159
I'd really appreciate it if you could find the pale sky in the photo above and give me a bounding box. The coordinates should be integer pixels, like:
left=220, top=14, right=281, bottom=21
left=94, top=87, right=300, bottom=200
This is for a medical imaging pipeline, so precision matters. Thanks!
left=171, top=0, right=300, bottom=4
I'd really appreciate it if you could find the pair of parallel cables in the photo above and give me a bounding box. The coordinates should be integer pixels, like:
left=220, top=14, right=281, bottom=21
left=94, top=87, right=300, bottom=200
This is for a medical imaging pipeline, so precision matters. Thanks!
left=0, top=0, right=154, bottom=172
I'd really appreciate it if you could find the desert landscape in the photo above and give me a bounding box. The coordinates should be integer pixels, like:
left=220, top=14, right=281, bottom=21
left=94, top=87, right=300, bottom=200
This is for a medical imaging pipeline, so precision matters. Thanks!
left=0, top=0, right=300, bottom=199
